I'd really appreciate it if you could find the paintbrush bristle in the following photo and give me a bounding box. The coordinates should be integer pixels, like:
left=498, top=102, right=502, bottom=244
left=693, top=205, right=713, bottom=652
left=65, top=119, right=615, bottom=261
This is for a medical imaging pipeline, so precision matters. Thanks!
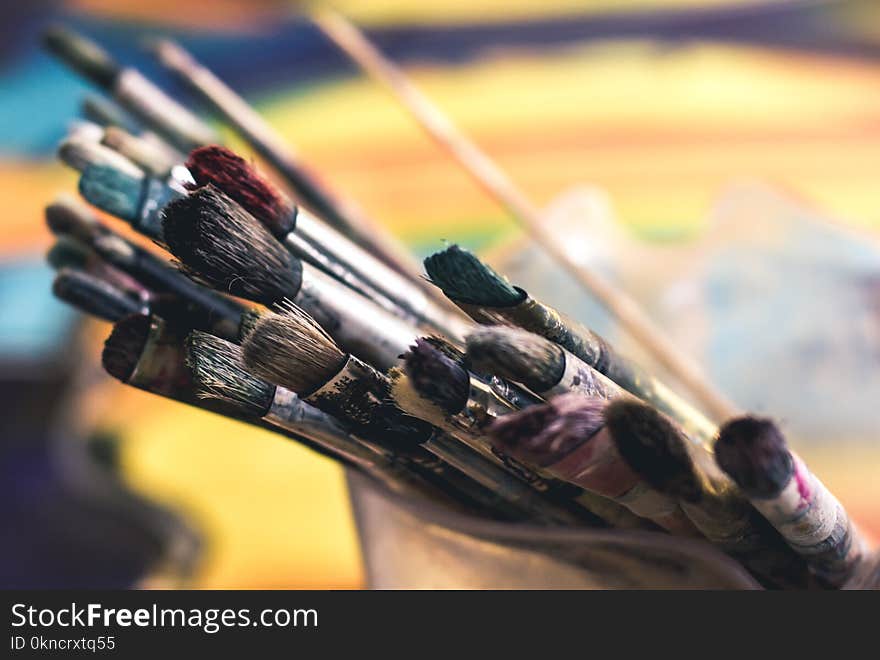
left=423, top=245, right=522, bottom=306
left=102, top=313, right=152, bottom=381
left=715, top=416, right=793, bottom=498
left=466, top=325, right=565, bottom=392
left=488, top=393, right=604, bottom=467
left=402, top=338, right=470, bottom=414
left=186, top=146, right=293, bottom=236
left=45, top=194, right=101, bottom=240
left=79, top=163, right=145, bottom=222
left=242, top=301, right=346, bottom=394
left=605, top=399, right=703, bottom=501
left=47, top=236, right=92, bottom=271
left=59, top=137, right=141, bottom=175
left=388, top=367, right=448, bottom=425
left=161, top=186, right=302, bottom=305
left=43, top=25, right=119, bottom=88
left=53, top=268, right=142, bottom=323
left=185, top=331, right=274, bottom=417
left=237, top=309, right=263, bottom=343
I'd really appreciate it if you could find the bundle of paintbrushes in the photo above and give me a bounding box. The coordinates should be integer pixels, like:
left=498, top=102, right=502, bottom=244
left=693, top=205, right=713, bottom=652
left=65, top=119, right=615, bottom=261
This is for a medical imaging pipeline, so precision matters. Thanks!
left=42, top=25, right=874, bottom=589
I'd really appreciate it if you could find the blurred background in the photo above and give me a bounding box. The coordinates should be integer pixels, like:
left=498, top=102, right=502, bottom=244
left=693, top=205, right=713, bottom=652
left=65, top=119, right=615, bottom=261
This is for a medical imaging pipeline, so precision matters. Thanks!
left=2, top=0, right=879, bottom=588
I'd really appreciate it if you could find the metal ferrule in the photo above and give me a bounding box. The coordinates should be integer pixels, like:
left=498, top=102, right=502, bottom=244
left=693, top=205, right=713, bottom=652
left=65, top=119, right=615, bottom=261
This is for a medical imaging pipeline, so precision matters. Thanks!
left=134, top=176, right=187, bottom=240
left=548, top=351, right=623, bottom=399
left=304, top=354, right=389, bottom=429
left=128, top=316, right=192, bottom=401
left=115, top=68, right=217, bottom=152
left=679, top=498, right=759, bottom=551
left=297, top=266, right=418, bottom=371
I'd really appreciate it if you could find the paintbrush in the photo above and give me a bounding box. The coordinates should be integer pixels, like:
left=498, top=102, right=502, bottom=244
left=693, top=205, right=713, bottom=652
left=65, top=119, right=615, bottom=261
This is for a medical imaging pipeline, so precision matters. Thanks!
left=58, top=134, right=142, bottom=177
left=427, top=245, right=719, bottom=445
left=102, top=126, right=178, bottom=177
left=185, top=330, right=484, bottom=508
left=78, top=161, right=191, bottom=241
left=46, top=195, right=245, bottom=341
left=100, top=312, right=390, bottom=473
left=44, top=25, right=217, bottom=152
left=53, top=261, right=235, bottom=335
left=315, top=8, right=736, bottom=423
left=396, top=338, right=654, bottom=530
left=466, top=325, right=717, bottom=445
left=715, top=416, right=868, bottom=587
left=162, top=186, right=419, bottom=370
left=47, top=234, right=151, bottom=303
left=150, top=38, right=433, bottom=288
left=488, top=393, right=701, bottom=536
left=185, top=146, right=469, bottom=340
left=607, top=398, right=811, bottom=588
left=241, top=303, right=591, bottom=525
left=53, top=268, right=148, bottom=323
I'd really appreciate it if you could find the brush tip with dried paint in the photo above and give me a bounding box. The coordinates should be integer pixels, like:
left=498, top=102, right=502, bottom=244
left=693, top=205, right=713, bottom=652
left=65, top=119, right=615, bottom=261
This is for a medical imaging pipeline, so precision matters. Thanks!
left=488, top=393, right=604, bottom=467
left=715, top=416, right=793, bottom=498
left=186, top=146, right=293, bottom=236
left=79, top=163, right=145, bottom=222
left=185, top=330, right=275, bottom=418
left=53, top=268, right=142, bottom=323
left=402, top=338, right=470, bottom=414
left=45, top=194, right=101, bottom=241
left=466, top=325, right=565, bottom=392
left=161, top=185, right=302, bottom=305
left=102, top=313, right=152, bottom=382
left=424, top=245, right=522, bottom=307
left=46, top=236, right=92, bottom=272
left=605, top=399, right=703, bottom=502
left=241, top=302, right=346, bottom=395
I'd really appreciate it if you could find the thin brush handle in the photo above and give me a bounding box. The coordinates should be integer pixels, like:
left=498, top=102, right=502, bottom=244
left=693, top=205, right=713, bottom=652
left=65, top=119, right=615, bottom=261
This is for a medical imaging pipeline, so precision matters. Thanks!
left=313, top=9, right=737, bottom=422
left=151, top=39, right=432, bottom=287
left=296, top=265, right=418, bottom=371
left=419, top=432, right=589, bottom=526
left=291, top=210, right=470, bottom=340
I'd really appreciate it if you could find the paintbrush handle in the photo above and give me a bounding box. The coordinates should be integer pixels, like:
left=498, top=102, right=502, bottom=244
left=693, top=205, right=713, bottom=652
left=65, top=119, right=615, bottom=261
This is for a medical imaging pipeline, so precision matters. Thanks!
left=313, top=8, right=736, bottom=422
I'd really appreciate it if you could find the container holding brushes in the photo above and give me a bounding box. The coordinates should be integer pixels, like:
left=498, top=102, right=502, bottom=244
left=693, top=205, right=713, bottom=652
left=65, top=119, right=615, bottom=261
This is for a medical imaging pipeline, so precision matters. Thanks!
left=40, top=23, right=878, bottom=590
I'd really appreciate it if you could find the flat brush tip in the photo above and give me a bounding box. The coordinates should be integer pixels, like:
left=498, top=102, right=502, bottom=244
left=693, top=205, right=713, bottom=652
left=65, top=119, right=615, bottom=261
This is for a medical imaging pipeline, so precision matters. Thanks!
left=161, top=186, right=301, bottom=305
left=241, top=303, right=345, bottom=395
left=715, top=416, right=793, bottom=498
left=102, top=313, right=152, bottom=382
left=466, top=325, right=565, bottom=392
left=53, top=269, right=142, bottom=323
left=185, top=331, right=274, bottom=417
left=488, top=393, right=605, bottom=467
left=424, top=245, right=522, bottom=307
left=45, top=195, right=99, bottom=239
left=186, top=146, right=291, bottom=236
left=79, top=163, right=144, bottom=222
left=402, top=338, right=470, bottom=414
left=605, top=399, right=702, bottom=501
